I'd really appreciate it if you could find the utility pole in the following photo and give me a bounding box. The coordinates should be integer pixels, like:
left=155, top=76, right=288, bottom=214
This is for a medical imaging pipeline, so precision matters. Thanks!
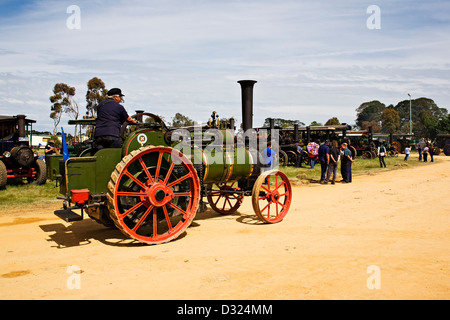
left=407, top=93, right=412, bottom=136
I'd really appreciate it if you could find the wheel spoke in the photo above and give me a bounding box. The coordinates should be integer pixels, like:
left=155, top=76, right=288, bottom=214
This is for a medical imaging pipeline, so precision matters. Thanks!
left=166, top=172, right=192, bottom=188
left=261, top=202, right=270, bottom=214
left=275, top=180, right=286, bottom=191
left=230, top=193, right=240, bottom=200
left=116, top=191, right=142, bottom=197
left=167, top=201, right=189, bottom=219
left=138, top=156, right=154, bottom=184
left=214, top=194, right=223, bottom=206
left=163, top=161, right=175, bottom=185
left=123, top=169, right=147, bottom=190
left=119, top=201, right=146, bottom=220
left=222, top=196, right=234, bottom=211
left=173, top=192, right=192, bottom=197
left=152, top=207, right=158, bottom=239
left=276, top=202, right=286, bottom=212
left=131, top=205, right=153, bottom=232
left=221, top=199, right=227, bottom=211
left=225, top=197, right=233, bottom=210
left=154, top=151, right=163, bottom=182
left=162, top=205, right=173, bottom=232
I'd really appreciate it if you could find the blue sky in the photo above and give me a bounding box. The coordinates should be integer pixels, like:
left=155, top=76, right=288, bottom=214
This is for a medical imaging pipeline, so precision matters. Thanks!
left=0, top=0, right=449, bottom=132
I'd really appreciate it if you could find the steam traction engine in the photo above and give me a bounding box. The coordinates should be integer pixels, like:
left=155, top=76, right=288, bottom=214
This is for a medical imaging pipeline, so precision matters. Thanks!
left=0, top=115, right=47, bottom=188
left=53, top=80, right=293, bottom=244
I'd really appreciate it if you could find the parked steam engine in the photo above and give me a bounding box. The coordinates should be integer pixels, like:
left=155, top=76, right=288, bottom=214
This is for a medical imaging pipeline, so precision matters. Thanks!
left=50, top=80, right=292, bottom=245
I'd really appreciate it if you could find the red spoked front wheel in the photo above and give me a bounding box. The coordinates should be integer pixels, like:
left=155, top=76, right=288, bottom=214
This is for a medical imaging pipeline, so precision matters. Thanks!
left=107, top=146, right=200, bottom=244
left=206, top=182, right=244, bottom=214
left=252, top=170, right=292, bottom=223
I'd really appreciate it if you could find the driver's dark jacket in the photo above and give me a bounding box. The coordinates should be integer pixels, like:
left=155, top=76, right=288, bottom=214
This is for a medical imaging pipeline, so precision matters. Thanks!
left=94, top=99, right=129, bottom=138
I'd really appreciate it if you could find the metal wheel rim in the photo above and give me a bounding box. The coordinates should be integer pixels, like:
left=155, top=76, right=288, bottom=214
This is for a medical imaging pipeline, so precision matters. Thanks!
left=251, top=169, right=292, bottom=223
left=206, top=182, right=243, bottom=214
left=109, top=146, right=200, bottom=244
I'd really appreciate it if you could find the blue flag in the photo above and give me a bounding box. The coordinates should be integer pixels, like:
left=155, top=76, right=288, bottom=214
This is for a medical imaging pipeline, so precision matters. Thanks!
left=61, top=127, right=70, bottom=161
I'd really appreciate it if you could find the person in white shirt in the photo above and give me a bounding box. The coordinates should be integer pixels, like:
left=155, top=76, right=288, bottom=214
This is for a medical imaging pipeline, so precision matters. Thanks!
left=377, top=143, right=387, bottom=168
left=404, top=146, right=411, bottom=161
left=422, top=145, right=429, bottom=162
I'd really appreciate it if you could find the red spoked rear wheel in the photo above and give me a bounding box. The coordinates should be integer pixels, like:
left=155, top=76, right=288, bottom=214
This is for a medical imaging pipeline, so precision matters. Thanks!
left=107, top=146, right=200, bottom=244
left=206, top=182, right=244, bottom=214
left=252, top=170, right=292, bottom=223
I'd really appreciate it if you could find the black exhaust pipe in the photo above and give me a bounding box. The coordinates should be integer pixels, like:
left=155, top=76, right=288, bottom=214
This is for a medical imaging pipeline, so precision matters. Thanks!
left=17, top=115, right=26, bottom=138
left=238, top=80, right=257, bottom=132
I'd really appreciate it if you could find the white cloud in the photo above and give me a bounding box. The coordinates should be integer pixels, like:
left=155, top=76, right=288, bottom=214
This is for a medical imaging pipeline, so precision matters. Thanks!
left=0, top=0, right=449, bottom=131
left=3, top=98, right=23, bottom=104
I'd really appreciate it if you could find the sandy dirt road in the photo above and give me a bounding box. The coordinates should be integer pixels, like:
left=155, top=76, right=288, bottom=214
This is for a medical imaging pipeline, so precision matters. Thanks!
left=0, top=155, right=449, bottom=300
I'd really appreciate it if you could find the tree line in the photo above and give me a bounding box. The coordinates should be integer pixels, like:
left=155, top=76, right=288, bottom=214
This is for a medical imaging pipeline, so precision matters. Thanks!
left=262, top=99, right=449, bottom=141
left=49, top=77, right=202, bottom=137
left=49, top=77, right=107, bottom=136
left=49, top=77, right=450, bottom=140
left=262, top=117, right=341, bottom=128
left=355, top=98, right=449, bottom=139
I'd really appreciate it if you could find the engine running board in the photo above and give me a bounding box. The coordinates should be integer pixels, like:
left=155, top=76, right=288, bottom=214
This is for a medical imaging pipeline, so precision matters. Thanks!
left=54, top=208, right=84, bottom=222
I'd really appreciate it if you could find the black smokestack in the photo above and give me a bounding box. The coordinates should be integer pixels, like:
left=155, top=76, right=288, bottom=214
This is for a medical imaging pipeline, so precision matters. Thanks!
left=17, top=115, right=26, bottom=138
left=238, top=80, right=257, bottom=132
left=294, top=124, right=299, bottom=142
left=135, top=110, right=144, bottom=122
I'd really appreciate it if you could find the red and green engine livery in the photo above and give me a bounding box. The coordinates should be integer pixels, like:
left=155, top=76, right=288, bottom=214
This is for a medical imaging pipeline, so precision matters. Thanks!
left=50, top=81, right=293, bottom=245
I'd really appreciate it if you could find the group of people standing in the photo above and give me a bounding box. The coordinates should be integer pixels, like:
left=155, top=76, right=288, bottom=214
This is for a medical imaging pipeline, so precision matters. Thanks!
left=293, top=139, right=437, bottom=186
left=377, top=142, right=435, bottom=166
left=416, top=144, right=434, bottom=162
left=296, top=140, right=354, bottom=184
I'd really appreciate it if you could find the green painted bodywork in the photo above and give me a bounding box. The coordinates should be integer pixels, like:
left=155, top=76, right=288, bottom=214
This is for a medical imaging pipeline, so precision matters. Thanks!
left=59, top=148, right=122, bottom=196
left=202, top=148, right=253, bottom=184
left=56, top=127, right=256, bottom=198
left=45, top=154, right=63, bottom=181
left=122, top=129, right=167, bottom=156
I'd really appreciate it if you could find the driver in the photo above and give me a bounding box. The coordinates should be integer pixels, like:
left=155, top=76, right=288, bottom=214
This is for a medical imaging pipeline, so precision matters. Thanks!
left=94, top=88, right=137, bottom=150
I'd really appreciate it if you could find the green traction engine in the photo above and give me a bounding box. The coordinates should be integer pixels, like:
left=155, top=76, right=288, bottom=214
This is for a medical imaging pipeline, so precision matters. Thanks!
left=53, top=80, right=293, bottom=244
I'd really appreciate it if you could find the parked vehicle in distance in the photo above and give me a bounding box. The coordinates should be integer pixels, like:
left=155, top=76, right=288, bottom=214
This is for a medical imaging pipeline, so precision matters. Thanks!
left=0, top=115, right=47, bottom=189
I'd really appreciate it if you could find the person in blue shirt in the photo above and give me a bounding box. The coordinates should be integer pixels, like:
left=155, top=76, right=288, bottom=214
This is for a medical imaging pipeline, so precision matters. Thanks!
left=261, top=142, right=276, bottom=185
left=341, top=142, right=354, bottom=183
left=417, top=145, right=422, bottom=161
left=296, top=141, right=304, bottom=167
left=324, top=140, right=340, bottom=185
left=318, top=140, right=330, bottom=184
left=94, top=88, right=137, bottom=150
left=262, top=142, right=276, bottom=171
left=45, top=140, right=57, bottom=155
